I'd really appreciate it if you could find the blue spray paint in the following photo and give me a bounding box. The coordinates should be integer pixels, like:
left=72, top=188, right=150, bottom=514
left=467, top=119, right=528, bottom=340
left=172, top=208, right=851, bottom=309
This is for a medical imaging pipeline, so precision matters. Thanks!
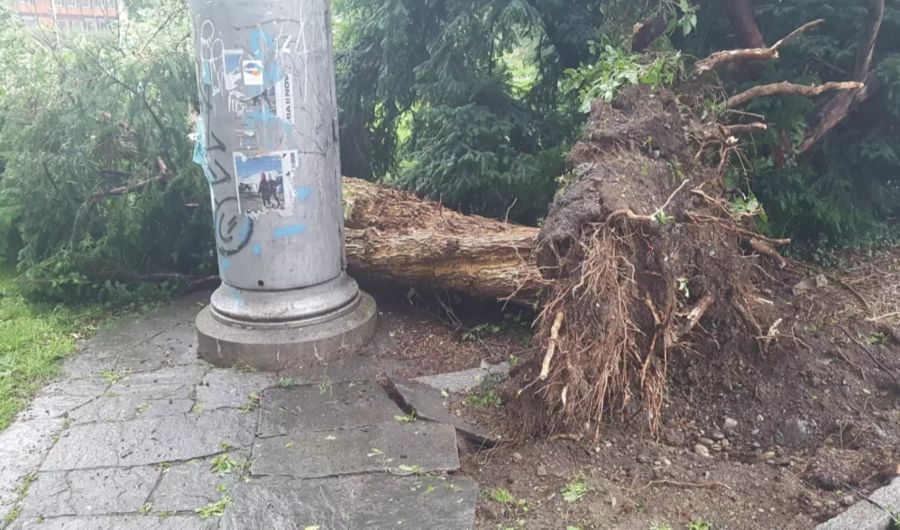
left=252, top=243, right=263, bottom=256
left=295, top=186, right=312, bottom=202
left=220, top=257, right=232, bottom=271
left=273, top=224, right=307, bottom=239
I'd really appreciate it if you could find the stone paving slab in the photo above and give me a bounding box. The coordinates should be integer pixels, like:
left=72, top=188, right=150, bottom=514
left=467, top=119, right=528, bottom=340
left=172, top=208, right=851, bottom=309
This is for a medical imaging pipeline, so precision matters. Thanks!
left=390, top=377, right=498, bottom=445
left=41, top=409, right=256, bottom=471
left=150, top=451, right=248, bottom=513
left=0, top=419, right=67, bottom=516
left=252, top=422, right=460, bottom=479
left=21, top=466, right=160, bottom=519
left=14, top=378, right=108, bottom=423
left=223, top=474, right=478, bottom=530
left=3, top=292, right=480, bottom=530
left=195, top=369, right=276, bottom=410
left=12, top=515, right=217, bottom=530
left=276, top=355, right=380, bottom=386
left=258, top=380, right=401, bottom=437
left=415, top=361, right=510, bottom=394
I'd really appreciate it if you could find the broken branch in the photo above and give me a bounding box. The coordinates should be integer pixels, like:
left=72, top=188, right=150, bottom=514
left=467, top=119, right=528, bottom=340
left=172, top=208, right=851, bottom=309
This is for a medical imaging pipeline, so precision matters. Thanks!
left=695, top=18, right=825, bottom=75
left=727, top=81, right=864, bottom=108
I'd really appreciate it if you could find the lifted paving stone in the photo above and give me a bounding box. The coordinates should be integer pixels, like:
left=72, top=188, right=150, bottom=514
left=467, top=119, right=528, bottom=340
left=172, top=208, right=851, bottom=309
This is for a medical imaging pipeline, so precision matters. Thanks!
left=223, top=474, right=478, bottom=530
left=21, top=466, right=160, bottom=518
left=251, top=422, right=460, bottom=478
left=41, top=409, right=256, bottom=471
left=258, top=380, right=401, bottom=437
left=389, top=377, right=498, bottom=445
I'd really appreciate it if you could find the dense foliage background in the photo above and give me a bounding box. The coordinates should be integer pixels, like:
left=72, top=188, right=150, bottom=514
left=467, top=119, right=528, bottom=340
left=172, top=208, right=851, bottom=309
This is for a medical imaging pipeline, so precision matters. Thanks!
left=0, top=0, right=896, bottom=302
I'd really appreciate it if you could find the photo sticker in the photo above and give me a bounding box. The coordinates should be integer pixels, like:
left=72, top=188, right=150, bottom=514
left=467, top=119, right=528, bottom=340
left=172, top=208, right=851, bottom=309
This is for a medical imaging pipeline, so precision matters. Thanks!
left=233, top=151, right=298, bottom=215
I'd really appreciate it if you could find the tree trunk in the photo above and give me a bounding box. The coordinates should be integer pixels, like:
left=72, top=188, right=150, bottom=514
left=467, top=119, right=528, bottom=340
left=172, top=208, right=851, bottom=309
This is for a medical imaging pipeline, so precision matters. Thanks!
left=342, top=178, right=542, bottom=304
left=726, top=0, right=765, bottom=48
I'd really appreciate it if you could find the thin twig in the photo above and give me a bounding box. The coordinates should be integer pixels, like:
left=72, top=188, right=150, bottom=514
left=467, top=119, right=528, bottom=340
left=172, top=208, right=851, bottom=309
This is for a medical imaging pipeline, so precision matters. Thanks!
left=839, top=326, right=899, bottom=382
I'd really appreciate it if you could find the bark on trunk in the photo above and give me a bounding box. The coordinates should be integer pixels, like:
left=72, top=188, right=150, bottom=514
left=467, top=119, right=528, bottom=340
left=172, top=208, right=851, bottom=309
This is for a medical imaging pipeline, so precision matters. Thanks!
left=726, top=0, right=765, bottom=48
left=342, top=178, right=542, bottom=304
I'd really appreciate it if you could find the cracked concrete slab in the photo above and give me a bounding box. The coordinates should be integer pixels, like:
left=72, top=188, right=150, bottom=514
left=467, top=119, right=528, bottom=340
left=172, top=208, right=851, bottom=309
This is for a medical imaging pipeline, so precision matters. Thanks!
left=0, top=419, right=67, bottom=510
left=223, top=474, right=478, bottom=530
left=116, top=323, right=199, bottom=372
left=151, top=451, right=248, bottom=513
left=21, top=466, right=160, bottom=518
left=68, top=396, right=195, bottom=424
left=11, top=515, right=217, bottom=530
left=258, top=380, right=402, bottom=437
left=251, top=422, right=460, bottom=478
left=41, top=409, right=256, bottom=471
left=195, top=369, right=276, bottom=410
left=15, top=378, right=109, bottom=423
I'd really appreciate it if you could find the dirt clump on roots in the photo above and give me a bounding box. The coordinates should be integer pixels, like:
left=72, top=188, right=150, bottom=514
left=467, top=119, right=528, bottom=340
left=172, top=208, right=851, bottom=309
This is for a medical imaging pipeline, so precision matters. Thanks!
left=514, top=85, right=788, bottom=438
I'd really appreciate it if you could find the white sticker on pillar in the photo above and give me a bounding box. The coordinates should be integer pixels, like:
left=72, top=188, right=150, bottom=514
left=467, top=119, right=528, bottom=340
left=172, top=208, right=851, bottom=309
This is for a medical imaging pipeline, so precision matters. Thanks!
left=233, top=151, right=298, bottom=216
left=223, top=50, right=244, bottom=90
left=242, top=60, right=264, bottom=86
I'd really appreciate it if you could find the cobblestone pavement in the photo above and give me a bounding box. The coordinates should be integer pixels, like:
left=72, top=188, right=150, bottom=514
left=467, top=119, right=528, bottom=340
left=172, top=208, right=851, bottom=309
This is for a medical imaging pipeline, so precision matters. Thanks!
left=0, top=294, right=477, bottom=530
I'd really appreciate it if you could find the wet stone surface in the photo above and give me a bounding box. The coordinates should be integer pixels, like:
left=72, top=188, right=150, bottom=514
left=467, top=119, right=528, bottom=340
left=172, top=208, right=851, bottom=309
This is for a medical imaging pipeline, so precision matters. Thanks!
left=258, top=380, right=402, bottom=437
left=224, top=474, right=479, bottom=530
left=251, top=422, right=460, bottom=479
left=1, top=294, right=478, bottom=529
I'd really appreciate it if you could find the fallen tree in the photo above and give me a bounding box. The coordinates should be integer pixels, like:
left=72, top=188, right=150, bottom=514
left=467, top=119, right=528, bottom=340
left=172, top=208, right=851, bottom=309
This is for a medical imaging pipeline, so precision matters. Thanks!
left=338, top=19, right=867, bottom=436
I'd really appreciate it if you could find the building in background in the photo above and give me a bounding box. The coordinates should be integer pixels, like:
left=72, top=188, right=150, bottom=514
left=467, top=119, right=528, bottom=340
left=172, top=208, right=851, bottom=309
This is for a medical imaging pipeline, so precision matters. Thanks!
left=14, top=0, right=118, bottom=32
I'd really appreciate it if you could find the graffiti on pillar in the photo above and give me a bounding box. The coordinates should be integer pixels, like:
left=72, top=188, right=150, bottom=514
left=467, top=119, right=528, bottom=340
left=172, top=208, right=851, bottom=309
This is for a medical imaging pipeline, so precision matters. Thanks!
left=213, top=196, right=254, bottom=257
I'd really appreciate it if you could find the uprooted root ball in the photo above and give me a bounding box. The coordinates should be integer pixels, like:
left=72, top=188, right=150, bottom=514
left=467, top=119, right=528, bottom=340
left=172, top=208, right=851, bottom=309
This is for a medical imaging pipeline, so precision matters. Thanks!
left=513, top=86, right=786, bottom=438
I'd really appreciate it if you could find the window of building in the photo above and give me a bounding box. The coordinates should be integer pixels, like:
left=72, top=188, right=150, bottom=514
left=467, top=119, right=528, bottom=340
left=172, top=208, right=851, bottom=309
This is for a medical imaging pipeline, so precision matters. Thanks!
left=71, top=19, right=83, bottom=31
left=80, top=0, right=91, bottom=7
left=85, top=18, right=98, bottom=31
left=56, top=19, right=70, bottom=31
left=67, top=0, right=77, bottom=7
left=21, top=16, right=38, bottom=27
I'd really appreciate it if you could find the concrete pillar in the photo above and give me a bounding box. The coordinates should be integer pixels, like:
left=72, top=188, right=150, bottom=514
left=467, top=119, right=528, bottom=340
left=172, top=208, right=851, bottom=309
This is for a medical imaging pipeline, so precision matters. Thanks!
left=189, top=0, right=376, bottom=371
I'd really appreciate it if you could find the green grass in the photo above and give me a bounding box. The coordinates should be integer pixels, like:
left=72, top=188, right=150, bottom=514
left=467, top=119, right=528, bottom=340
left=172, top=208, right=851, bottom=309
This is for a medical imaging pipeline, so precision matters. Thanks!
left=0, top=268, right=106, bottom=430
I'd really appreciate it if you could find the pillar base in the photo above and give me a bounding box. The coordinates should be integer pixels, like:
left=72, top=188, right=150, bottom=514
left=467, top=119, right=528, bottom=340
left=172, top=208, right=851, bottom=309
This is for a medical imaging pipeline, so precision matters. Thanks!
left=196, top=291, right=377, bottom=372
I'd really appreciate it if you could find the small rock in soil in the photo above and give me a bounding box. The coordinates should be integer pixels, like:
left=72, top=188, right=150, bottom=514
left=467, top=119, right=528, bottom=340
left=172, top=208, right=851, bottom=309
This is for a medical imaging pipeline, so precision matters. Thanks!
left=723, top=417, right=738, bottom=430
left=694, top=444, right=711, bottom=458
left=841, top=495, right=855, bottom=507
left=536, top=465, right=548, bottom=477
left=711, top=430, right=726, bottom=441
left=636, top=454, right=651, bottom=464
left=781, top=417, right=810, bottom=447
left=661, top=457, right=672, bottom=466
left=698, top=437, right=715, bottom=447
left=512, top=452, right=523, bottom=462
left=761, top=451, right=776, bottom=461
